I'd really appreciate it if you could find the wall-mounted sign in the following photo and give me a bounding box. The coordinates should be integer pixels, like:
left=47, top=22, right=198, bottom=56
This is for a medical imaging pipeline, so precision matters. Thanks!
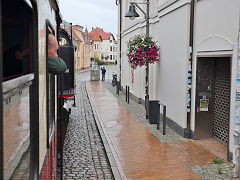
left=200, top=99, right=209, bottom=112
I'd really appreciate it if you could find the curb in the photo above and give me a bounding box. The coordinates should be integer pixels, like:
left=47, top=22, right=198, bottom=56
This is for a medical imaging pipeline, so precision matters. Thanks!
left=76, top=68, right=91, bottom=73
left=86, top=83, right=122, bottom=180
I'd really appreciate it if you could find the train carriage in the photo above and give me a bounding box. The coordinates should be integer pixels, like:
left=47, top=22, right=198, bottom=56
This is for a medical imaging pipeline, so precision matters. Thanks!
left=0, top=0, right=71, bottom=179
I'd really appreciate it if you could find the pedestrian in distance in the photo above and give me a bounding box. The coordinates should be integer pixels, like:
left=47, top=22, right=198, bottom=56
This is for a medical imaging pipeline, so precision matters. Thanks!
left=101, top=67, right=106, bottom=81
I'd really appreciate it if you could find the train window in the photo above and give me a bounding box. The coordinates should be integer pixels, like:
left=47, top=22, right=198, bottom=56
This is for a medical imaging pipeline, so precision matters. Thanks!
left=1, top=0, right=33, bottom=179
left=46, top=21, right=56, bottom=147
left=2, top=0, right=33, bottom=81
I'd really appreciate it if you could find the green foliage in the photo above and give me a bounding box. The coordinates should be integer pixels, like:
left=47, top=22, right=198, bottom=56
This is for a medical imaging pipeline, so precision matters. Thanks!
left=218, top=167, right=223, bottom=174
left=95, top=58, right=105, bottom=65
left=211, top=158, right=224, bottom=164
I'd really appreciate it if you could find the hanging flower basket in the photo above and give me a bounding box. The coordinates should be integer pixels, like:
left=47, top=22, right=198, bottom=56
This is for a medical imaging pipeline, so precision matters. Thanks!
left=127, top=35, right=160, bottom=69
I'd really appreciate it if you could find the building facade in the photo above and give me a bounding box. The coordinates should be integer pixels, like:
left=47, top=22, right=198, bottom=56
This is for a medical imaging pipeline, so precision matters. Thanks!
left=73, top=25, right=92, bottom=70
left=118, top=0, right=240, bottom=162
left=89, top=27, right=117, bottom=63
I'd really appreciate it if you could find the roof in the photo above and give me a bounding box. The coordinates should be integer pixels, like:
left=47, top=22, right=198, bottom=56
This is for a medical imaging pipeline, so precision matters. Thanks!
left=89, top=27, right=113, bottom=41
left=73, top=25, right=83, bottom=28
left=90, top=29, right=102, bottom=41
left=72, top=29, right=82, bottom=41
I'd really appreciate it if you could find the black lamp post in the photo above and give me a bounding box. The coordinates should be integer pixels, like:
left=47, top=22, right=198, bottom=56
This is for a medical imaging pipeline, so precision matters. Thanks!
left=125, top=0, right=150, bottom=119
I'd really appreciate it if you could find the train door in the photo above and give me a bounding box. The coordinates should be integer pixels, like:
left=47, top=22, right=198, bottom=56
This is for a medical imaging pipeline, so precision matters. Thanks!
left=195, top=57, right=231, bottom=149
left=0, top=0, right=39, bottom=179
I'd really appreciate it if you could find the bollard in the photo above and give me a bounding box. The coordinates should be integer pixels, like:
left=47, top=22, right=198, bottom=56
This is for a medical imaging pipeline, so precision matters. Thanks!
left=157, top=102, right=167, bottom=135
left=125, top=85, right=127, bottom=102
left=157, top=105, right=160, bottom=130
left=163, top=105, right=166, bottom=135
left=127, top=86, right=130, bottom=104
left=116, top=81, right=119, bottom=95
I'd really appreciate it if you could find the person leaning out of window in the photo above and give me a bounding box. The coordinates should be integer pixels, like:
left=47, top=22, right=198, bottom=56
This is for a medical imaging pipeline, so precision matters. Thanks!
left=48, top=34, right=67, bottom=74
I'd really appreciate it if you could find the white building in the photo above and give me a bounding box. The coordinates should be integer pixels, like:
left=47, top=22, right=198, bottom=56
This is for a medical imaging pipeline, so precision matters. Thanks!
left=90, top=27, right=118, bottom=63
left=118, top=0, right=240, bottom=162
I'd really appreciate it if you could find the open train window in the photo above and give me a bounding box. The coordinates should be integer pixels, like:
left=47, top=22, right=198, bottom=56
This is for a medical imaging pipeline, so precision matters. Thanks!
left=46, top=20, right=56, bottom=147
left=1, top=0, right=36, bottom=179
left=2, top=0, right=33, bottom=81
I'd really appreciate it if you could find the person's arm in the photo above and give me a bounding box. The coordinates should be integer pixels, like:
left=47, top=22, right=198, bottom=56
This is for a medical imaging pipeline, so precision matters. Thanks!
left=48, top=57, right=67, bottom=75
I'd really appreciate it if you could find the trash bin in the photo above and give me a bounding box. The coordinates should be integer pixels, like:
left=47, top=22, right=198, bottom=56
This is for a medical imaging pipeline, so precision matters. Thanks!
left=149, top=100, right=160, bottom=124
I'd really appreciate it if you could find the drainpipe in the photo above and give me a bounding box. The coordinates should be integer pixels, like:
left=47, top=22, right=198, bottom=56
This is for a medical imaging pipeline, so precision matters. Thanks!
left=116, top=0, right=122, bottom=89
left=186, top=0, right=195, bottom=138
left=233, top=8, right=240, bottom=178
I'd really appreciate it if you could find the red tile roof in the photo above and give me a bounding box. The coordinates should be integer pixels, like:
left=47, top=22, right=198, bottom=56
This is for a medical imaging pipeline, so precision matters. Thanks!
left=90, top=29, right=102, bottom=41
left=89, top=27, right=113, bottom=41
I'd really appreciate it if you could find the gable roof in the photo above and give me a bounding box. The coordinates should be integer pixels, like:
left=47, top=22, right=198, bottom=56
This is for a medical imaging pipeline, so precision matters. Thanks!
left=89, top=27, right=113, bottom=41
left=72, top=29, right=82, bottom=41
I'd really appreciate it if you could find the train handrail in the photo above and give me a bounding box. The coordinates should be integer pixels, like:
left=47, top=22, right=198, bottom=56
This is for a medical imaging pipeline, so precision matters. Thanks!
left=2, top=73, right=34, bottom=100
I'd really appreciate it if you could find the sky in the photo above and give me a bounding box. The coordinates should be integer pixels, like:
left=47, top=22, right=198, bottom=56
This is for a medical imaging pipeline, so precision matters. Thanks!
left=58, top=0, right=118, bottom=37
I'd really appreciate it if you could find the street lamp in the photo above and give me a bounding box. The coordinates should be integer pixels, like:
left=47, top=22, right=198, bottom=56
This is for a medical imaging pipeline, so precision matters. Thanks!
left=125, top=0, right=150, bottom=119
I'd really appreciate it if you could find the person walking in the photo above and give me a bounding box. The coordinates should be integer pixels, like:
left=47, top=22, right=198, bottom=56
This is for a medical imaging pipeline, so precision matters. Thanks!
left=101, top=67, right=106, bottom=81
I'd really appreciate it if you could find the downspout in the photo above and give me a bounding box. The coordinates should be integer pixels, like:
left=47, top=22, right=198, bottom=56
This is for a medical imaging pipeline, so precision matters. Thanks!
left=116, top=0, right=122, bottom=88
left=83, top=44, right=85, bottom=68
left=233, top=7, right=240, bottom=177
left=0, top=1, right=3, bottom=179
left=186, top=0, right=195, bottom=138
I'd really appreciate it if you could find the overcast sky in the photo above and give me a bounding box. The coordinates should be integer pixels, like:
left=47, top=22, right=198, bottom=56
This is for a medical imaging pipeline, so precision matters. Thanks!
left=58, top=0, right=118, bottom=37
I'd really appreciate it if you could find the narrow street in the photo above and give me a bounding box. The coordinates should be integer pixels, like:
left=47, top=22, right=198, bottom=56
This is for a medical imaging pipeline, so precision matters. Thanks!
left=61, top=73, right=113, bottom=179
left=2, top=0, right=238, bottom=179
left=60, top=66, right=234, bottom=179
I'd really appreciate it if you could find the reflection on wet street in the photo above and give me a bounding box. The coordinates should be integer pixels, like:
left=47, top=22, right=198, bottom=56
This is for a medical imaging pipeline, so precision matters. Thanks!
left=76, top=65, right=117, bottom=82
left=87, top=81, right=216, bottom=179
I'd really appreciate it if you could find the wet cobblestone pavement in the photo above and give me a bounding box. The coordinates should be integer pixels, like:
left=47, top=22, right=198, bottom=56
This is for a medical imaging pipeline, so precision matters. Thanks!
left=62, top=82, right=113, bottom=180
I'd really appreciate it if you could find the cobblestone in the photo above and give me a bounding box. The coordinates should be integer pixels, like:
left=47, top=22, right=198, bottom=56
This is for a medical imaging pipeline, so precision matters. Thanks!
left=10, top=148, right=30, bottom=179
left=61, top=81, right=113, bottom=179
left=192, top=163, right=239, bottom=180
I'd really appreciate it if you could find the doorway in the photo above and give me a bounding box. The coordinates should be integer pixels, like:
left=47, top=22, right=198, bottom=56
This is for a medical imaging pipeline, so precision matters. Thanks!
left=194, top=57, right=231, bottom=146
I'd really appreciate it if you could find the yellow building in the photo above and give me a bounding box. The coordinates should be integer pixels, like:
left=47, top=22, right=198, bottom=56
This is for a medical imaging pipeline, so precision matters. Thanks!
left=73, top=25, right=92, bottom=70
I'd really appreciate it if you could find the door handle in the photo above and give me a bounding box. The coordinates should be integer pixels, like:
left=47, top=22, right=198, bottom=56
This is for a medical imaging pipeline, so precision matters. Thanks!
left=197, top=106, right=200, bottom=112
